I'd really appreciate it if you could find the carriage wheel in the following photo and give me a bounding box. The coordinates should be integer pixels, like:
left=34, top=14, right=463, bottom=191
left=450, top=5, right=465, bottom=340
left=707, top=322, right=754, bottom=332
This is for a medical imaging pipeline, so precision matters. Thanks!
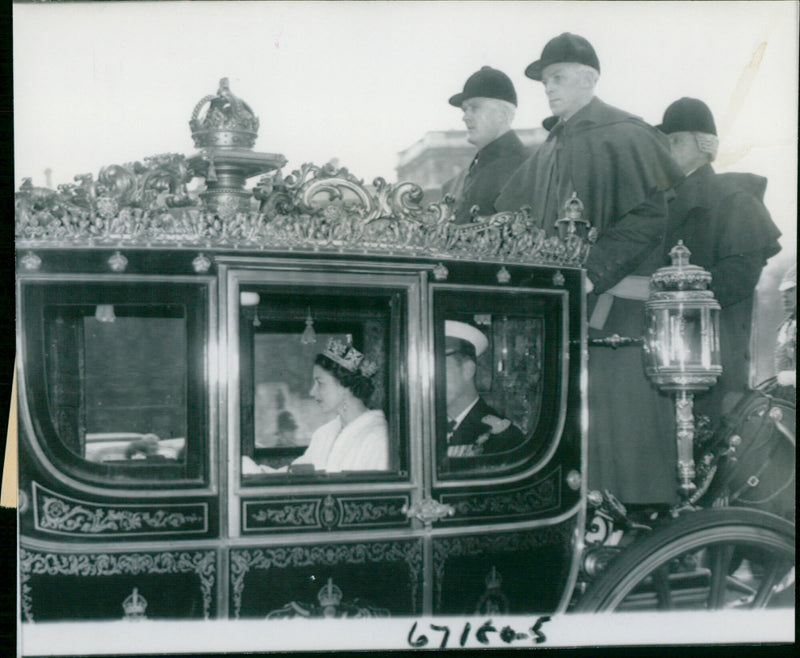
left=575, top=508, right=795, bottom=612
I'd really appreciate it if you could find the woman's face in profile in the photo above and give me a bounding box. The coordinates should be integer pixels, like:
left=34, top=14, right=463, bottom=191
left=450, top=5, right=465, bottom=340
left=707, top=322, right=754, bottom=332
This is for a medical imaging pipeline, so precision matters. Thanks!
left=310, top=364, right=347, bottom=414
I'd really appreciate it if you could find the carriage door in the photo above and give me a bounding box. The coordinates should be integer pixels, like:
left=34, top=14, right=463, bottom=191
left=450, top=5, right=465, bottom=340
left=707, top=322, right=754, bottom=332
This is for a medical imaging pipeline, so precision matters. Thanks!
left=425, top=273, right=585, bottom=615
left=221, top=260, right=429, bottom=618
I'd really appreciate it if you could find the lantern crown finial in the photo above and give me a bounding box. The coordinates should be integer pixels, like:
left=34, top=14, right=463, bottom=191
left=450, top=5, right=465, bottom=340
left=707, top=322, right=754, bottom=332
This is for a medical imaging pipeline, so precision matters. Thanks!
left=651, top=241, right=712, bottom=292
left=669, top=240, right=692, bottom=267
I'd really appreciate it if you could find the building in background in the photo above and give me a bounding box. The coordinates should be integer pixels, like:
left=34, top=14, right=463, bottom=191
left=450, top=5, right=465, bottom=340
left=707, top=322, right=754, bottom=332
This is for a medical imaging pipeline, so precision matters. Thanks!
left=396, top=128, right=547, bottom=203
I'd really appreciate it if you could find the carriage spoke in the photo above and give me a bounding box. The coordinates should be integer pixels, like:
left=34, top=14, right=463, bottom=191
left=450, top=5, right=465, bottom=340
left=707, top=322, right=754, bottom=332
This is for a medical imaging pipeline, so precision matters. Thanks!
left=750, top=558, right=788, bottom=608
left=652, top=564, right=673, bottom=610
left=707, top=544, right=734, bottom=609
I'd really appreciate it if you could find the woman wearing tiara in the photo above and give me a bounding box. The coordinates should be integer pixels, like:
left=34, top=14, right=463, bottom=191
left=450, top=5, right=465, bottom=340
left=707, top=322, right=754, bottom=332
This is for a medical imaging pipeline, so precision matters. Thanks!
left=242, top=338, right=389, bottom=474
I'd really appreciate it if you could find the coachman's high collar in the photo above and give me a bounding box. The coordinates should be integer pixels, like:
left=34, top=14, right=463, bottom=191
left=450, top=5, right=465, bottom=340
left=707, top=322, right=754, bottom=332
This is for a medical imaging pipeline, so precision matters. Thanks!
left=669, top=163, right=715, bottom=210
left=543, top=97, right=643, bottom=139
left=544, top=97, right=597, bottom=136
left=474, top=129, right=523, bottom=164
left=678, top=163, right=715, bottom=187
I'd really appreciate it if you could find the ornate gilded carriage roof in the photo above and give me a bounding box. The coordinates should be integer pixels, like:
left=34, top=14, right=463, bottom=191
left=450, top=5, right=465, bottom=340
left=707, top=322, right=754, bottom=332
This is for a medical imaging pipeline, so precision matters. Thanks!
left=15, top=161, right=595, bottom=267
left=15, top=79, right=593, bottom=268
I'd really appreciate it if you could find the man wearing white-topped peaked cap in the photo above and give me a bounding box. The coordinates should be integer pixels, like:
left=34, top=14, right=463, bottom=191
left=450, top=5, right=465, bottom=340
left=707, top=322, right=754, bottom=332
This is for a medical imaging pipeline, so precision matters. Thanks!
left=443, top=320, right=523, bottom=467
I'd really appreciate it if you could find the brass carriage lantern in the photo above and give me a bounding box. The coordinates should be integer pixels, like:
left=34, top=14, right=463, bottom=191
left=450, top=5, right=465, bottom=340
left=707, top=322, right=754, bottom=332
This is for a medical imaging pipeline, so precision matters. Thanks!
left=644, top=241, right=722, bottom=500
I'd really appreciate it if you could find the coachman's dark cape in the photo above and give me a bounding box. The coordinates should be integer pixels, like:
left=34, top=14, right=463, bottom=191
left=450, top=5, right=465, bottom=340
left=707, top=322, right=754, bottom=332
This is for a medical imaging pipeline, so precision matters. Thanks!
left=664, top=164, right=781, bottom=418
left=442, top=129, right=529, bottom=224
left=497, top=97, right=685, bottom=505
left=496, top=97, right=683, bottom=293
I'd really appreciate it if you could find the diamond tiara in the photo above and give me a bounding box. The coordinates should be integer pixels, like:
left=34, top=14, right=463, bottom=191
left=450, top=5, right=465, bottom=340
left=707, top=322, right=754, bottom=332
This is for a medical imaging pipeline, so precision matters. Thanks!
left=359, top=359, right=379, bottom=377
left=322, top=337, right=379, bottom=377
left=323, top=337, right=364, bottom=371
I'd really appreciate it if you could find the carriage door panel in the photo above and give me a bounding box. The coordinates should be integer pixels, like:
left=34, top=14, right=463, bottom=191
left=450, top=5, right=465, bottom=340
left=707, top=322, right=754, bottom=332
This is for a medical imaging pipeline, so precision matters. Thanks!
left=428, top=279, right=583, bottom=615
left=17, top=276, right=218, bottom=622
left=224, top=264, right=427, bottom=618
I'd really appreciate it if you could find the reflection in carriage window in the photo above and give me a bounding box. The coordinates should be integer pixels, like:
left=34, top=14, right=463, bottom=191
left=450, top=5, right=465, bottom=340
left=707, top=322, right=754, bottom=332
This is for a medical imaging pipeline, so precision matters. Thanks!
left=239, top=288, right=402, bottom=480
left=435, top=290, right=560, bottom=478
left=22, top=281, right=208, bottom=483
left=79, top=314, right=188, bottom=464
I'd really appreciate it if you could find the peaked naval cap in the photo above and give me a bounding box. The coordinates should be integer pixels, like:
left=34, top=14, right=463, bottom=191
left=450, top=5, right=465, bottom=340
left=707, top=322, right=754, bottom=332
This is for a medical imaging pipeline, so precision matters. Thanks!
left=657, top=97, right=717, bottom=135
left=525, top=33, right=600, bottom=81
left=445, top=320, right=489, bottom=357
left=449, top=66, right=518, bottom=107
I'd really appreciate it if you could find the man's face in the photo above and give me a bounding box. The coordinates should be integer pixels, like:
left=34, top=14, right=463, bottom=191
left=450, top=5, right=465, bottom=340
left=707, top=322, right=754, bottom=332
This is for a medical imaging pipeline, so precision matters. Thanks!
left=667, top=132, right=703, bottom=175
left=445, top=352, right=471, bottom=410
left=541, top=63, right=591, bottom=120
left=461, top=97, right=509, bottom=149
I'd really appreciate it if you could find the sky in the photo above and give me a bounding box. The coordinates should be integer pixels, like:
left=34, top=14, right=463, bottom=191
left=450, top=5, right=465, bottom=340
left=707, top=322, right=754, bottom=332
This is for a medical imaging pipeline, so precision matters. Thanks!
left=13, top=0, right=798, bottom=261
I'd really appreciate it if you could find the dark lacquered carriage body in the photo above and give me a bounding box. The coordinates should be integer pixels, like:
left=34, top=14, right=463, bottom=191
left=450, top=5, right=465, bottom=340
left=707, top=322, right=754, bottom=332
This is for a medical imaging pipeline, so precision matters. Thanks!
left=16, top=235, right=587, bottom=621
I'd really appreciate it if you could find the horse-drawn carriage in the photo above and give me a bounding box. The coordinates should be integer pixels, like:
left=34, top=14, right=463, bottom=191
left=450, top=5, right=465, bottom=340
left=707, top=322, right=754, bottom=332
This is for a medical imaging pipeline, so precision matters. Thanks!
left=15, top=80, right=793, bottom=629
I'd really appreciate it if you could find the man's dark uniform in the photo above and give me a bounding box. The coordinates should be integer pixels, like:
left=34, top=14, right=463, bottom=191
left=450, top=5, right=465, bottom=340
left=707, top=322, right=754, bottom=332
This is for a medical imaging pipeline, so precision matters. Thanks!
left=447, top=397, right=524, bottom=457
left=442, top=130, right=528, bottom=224
left=444, top=398, right=524, bottom=472
left=664, top=164, right=781, bottom=418
left=496, top=70, right=683, bottom=503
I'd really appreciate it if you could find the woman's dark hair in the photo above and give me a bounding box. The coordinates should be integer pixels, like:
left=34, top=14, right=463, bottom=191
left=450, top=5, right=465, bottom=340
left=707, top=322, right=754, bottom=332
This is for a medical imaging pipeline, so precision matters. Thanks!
left=314, top=353, right=375, bottom=404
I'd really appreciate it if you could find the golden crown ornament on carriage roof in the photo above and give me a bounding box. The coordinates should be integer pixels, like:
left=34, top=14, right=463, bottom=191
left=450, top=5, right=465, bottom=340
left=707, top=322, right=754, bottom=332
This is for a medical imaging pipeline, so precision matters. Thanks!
left=188, top=78, right=286, bottom=217
left=189, top=77, right=260, bottom=149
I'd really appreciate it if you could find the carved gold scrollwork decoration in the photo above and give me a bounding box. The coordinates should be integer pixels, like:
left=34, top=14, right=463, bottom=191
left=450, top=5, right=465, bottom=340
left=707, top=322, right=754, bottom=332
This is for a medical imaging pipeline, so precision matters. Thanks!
left=19, top=549, right=216, bottom=622
left=229, top=540, right=423, bottom=619
left=16, top=157, right=592, bottom=267
left=302, top=171, right=375, bottom=219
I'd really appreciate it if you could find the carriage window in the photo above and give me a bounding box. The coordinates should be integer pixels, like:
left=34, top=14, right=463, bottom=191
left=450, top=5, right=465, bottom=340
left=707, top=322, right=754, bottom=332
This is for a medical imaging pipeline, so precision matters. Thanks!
left=20, top=282, right=208, bottom=484
left=239, top=286, right=406, bottom=483
left=434, top=288, right=564, bottom=479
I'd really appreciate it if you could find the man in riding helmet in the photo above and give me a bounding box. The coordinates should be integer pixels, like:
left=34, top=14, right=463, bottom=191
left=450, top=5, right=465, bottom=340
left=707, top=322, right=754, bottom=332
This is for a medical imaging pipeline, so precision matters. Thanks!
left=657, top=97, right=782, bottom=419
left=442, top=67, right=529, bottom=224
left=496, top=33, right=683, bottom=508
